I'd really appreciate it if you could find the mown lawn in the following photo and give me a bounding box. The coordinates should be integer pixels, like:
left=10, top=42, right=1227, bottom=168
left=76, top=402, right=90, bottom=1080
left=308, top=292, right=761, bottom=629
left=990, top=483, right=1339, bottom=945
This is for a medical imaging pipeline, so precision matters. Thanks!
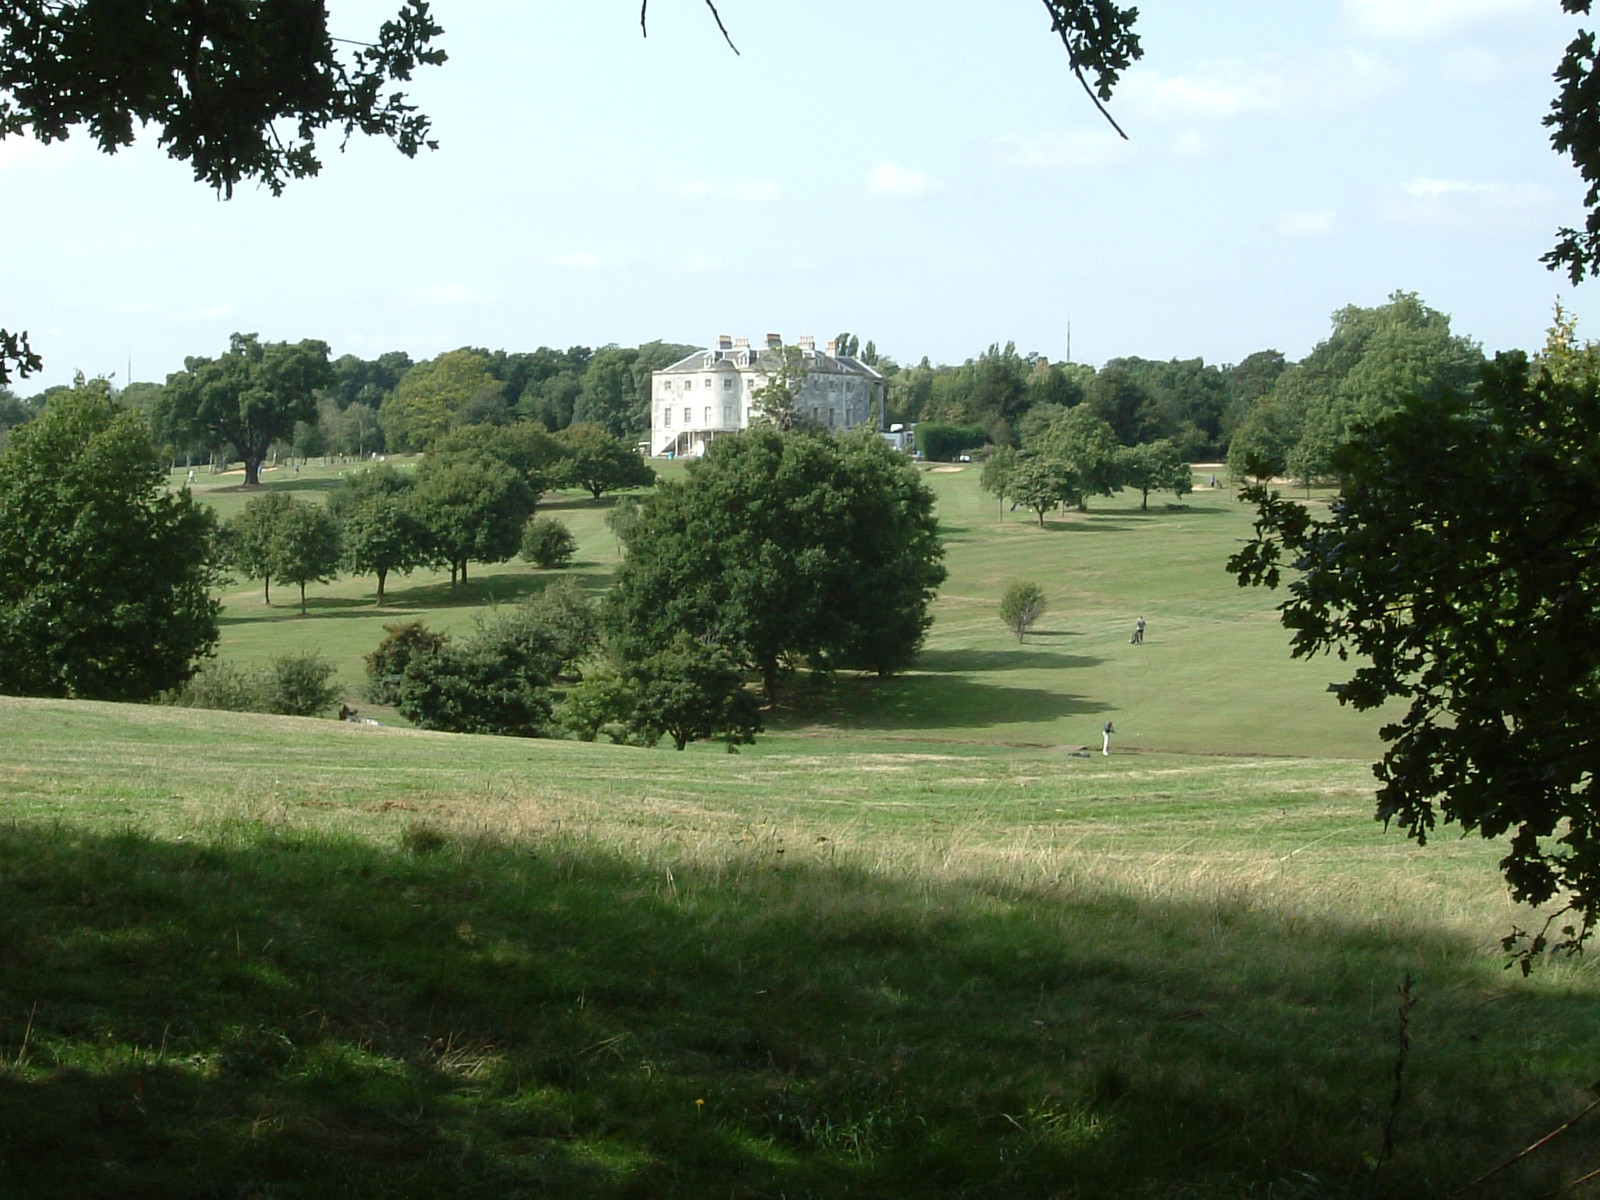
left=0, top=699, right=1596, bottom=1198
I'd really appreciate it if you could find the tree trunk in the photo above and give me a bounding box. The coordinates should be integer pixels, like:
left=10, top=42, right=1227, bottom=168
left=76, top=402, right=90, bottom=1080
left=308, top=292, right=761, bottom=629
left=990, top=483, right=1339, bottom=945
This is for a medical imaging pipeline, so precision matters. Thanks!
left=243, top=455, right=263, bottom=487
left=760, top=660, right=780, bottom=705
left=263, top=577, right=271, bottom=605
left=299, top=582, right=308, bottom=615
left=376, top=568, right=388, bottom=605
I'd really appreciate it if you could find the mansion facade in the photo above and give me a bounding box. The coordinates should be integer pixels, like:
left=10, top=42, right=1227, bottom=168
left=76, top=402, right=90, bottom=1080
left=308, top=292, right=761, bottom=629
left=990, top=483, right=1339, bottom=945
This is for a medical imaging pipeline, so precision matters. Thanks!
left=650, top=334, right=886, bottom=458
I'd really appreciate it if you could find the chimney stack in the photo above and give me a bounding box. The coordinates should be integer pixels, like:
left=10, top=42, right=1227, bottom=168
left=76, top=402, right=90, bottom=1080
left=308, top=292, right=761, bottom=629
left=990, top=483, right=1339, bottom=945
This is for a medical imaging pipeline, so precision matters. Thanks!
left=717, top=334, right=733, bottom=351
left=826, top=339, right=838, bottom=356
left=766, top=333, right=782, bottom=350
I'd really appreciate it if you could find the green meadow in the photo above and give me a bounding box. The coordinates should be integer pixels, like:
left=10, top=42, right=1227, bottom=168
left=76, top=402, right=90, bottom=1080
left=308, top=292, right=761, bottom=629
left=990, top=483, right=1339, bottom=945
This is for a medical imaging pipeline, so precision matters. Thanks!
left=1, top=460, right=1595, bottom=1198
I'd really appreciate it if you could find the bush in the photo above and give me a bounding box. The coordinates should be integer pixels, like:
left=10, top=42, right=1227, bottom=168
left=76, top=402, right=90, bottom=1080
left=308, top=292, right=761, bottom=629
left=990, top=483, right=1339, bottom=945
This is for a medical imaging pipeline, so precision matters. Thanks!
left=520, top=516, right=576, bottom=569
left=387, top=604, right=565, bottom=737
left=521, top=579, right=599, bottom=680
left=365, top=621, right=451, bottom=705
left=170, top=650, right=340, bottom=716
left=267, top=649, right=341, bottom=716
left=170, top=660, right=272, bottom=713
left=559, top=670, right=640, bottom=743
left=395, top=643, right=552, bottom=737
left=915, top=421, right=987, bottom=462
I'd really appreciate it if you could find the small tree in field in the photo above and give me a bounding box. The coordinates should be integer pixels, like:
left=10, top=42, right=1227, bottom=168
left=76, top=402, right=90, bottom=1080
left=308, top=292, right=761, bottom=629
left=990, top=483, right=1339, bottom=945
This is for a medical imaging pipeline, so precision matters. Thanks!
left=627, top=634, right=763, bottom=751
left=998, top=582, right=1048, bottom=642
left=271, top=501, right=341, bottom=615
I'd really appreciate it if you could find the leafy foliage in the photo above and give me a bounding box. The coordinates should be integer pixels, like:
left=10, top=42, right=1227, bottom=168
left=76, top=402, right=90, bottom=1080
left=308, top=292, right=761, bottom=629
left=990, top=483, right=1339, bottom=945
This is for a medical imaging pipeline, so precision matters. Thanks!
left=0, top=1, right=445, bottom=197
left=364, top=621, right=450, bottom=706
left=159, top=333, right=333, bottom=486
left=0, top=381, right=219, bottom=701
left=220, top=490, right=293, bottom=604
left=328, top=465, right=429, bottom=604
left=1228, top=353, right=1600, bottom=963
left=998, top=582, right=1048, bottom=643
left=270, top=501, right=341, bottom=615
left=626, top=634, right=763, bottom=751
left=178, top=650, right=339, bottom=717
left=409, top=455, right=535, bottom=586
left=393, top=604, right=567, bottom=737
left=1006, top=452, right=1080, bottom=526
left=552, top=421, right=656, bottom=499
left=607, top=428, right=946, bottom=700
left=558, top=670, right=640, bottom=743
left=914, top=422, right=986, bottom=462
left=1117, top=439, right=1192, bottom=510
left=520, top=515, right=576, bottom=570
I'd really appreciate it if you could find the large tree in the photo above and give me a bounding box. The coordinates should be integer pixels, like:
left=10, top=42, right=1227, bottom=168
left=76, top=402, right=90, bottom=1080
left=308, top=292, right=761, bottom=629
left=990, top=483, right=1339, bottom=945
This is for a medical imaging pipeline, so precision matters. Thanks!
left=552, top=421, right=656, bottom=500
left=1228, top=352, right=1600, bottom=963
left=160, top=333, right=332, bottom=486
left=607, top=427, right=945, bottom=701
left=0, top=379, right=219, bottom=700
left=409, top=455, right=535, bottom=587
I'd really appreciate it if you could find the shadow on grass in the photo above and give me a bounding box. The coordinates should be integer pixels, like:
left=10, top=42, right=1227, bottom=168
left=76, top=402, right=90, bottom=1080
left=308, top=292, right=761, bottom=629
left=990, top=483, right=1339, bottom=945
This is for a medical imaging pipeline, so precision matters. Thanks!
left=208, top=477, right=344, bottom=496
left=0, top=823, right=1594, bottom=1198
left=916, top=647, right=1103, bottom=674
left=778, top=671, right=1109, bottom=730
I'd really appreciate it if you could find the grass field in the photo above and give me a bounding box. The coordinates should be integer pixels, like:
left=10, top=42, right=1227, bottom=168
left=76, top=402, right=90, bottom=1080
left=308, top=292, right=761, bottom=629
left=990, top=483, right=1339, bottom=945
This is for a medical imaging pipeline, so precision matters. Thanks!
left=0, top=460, right=1593, bottom=1198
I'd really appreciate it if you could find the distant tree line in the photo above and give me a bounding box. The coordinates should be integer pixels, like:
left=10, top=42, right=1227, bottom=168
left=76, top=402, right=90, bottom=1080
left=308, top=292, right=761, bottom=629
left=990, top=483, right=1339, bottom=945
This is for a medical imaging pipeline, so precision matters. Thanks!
left=3, top=294, right=1479, bottom=495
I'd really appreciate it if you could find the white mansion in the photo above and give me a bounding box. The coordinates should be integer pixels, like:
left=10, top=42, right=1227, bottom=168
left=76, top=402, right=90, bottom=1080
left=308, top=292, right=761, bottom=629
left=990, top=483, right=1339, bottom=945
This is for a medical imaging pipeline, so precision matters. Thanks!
left=650, top=334, right=886, bottom=458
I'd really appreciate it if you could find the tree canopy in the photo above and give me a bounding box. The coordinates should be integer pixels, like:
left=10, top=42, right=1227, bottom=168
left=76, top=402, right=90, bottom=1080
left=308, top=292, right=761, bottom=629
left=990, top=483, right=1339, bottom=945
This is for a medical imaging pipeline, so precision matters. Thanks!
left=1228, top=352, right=1600, bottom=964
left=160, top=333, right=332, bottom=487
left=607, top=427, right=946, bottom=701
left=0, top=380, right=219, bottom=700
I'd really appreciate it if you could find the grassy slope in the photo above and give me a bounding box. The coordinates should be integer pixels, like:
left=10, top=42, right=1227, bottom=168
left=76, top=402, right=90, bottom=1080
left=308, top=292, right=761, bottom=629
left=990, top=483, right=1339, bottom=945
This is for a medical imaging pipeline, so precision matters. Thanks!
left=1, top=699, right=1596, bottom=1198
left=0, top=463, right=1589, bottom=1197
left=201, top=460, right=1382, bottom=757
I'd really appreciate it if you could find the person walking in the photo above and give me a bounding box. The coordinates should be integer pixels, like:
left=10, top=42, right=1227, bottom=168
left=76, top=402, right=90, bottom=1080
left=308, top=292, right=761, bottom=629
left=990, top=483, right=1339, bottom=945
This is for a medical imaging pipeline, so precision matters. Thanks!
left=1102, top=719, right=1114, bottom=755
left=1131, top=615, right=1146, bottom=644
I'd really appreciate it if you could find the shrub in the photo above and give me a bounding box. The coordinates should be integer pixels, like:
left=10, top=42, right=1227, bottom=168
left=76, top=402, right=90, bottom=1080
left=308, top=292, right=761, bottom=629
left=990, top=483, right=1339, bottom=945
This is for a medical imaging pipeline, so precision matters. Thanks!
left=365, top=621, right=450, bottom=705
left=520, top=516, right=576, bottom=569
left=170, top=650, right=340, bottom=716
left=267, top=649, right=340, bottom=716
left=520, top=579, right=599, bottom=680
left=998, top=582, right=1048, bottom=643
left=171, top=660, right=272, bottom=713
left=915, top=421, right=987, bottom=462
left=395, top=643, right=552, bottom=737
left=559, top=671, right=640, bottom=743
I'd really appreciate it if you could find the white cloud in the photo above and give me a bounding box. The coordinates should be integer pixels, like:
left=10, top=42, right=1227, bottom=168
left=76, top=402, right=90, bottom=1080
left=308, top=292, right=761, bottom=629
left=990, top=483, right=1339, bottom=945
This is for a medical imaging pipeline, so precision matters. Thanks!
left=550, top=252, right=602, bottom=269
left=410, top=284, right=473, bottom=306
left=988, top=130, right=1135, bottom=172
left=868, top=161, right=938, bottom=197
left=1341, top=0, right=1539, bottom=39
left=1121, top=51, right=1399, bottom=123
left=1377, top=176, right=1555, bottom=228
left=1276, top=209, right=1340, bottom=237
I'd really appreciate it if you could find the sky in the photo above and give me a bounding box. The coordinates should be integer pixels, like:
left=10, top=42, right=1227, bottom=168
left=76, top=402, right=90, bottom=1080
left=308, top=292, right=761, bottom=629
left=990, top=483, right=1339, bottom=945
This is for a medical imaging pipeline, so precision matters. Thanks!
left=2, top=0, right=1593, bottom=392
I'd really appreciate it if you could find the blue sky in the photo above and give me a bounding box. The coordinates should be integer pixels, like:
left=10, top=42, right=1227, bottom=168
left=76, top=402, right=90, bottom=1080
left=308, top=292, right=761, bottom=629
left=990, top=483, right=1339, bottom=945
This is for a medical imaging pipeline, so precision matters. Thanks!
left=2, top=0, right=1590, bottom=391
